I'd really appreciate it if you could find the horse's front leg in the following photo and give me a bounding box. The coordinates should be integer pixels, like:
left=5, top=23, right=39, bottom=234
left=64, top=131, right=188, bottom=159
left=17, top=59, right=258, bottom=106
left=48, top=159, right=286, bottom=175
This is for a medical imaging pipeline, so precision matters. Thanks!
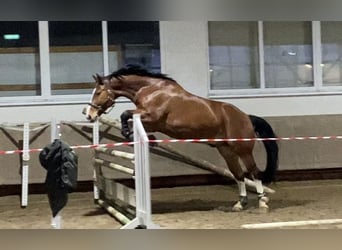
left=120, top=109, right=158, bottom=145
left=120, top=110, right=134, bottom=140
left=232, top=180, right=248, bottom=212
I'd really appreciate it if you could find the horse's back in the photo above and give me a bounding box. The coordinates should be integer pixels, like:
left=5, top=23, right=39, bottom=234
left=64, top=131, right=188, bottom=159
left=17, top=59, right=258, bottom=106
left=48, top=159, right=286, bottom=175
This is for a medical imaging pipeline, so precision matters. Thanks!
left=138, top=80, right=254, bottom=140
left=211, top=100, right=255, bottom=139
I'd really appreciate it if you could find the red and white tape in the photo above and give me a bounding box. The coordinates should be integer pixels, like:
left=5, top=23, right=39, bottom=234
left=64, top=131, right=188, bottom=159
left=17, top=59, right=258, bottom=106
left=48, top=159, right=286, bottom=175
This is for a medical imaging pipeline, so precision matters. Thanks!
left=149, top=135, right=342, bottom=143
left=1, top=135, right=342, bottom=156
left=0, top=141, right=135, bottom=156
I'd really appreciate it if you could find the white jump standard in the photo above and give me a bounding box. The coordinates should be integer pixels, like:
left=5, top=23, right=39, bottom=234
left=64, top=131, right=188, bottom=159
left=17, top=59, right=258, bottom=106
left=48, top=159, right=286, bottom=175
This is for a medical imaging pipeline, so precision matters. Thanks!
left=94, top=114, right=159, bottom=229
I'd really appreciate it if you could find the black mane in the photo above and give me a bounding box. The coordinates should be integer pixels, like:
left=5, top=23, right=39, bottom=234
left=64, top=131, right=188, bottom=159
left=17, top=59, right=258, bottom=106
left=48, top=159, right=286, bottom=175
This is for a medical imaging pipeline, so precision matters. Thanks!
left=109, top=65, right=175, bottom=82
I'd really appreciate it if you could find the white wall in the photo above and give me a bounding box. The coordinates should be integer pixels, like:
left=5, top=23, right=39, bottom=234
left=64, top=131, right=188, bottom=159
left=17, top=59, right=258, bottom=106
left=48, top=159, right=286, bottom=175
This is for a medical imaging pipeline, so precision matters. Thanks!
left=160, top=21, right=209, bottom=98
left=218, top=95, right=342, bottom=117
left=0, top=102, right=135, bottom=124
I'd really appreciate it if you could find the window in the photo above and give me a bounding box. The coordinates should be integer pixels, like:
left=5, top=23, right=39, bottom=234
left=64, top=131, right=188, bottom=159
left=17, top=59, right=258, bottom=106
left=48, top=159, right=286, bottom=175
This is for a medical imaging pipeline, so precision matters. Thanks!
left=208, top=22, right=259, bottom=90
left=0, top=21, right=40, bottom=97
left=0, top=21, right=161, bottom=105
left=107, top=22, right=161, bottom=73
left=264, top=21, right=313, bottom=88
left=321, top=21, right=342, bottom=86
left=208, top=21, right=332, bottom=96
left=48, top=21, right=103, bottom=95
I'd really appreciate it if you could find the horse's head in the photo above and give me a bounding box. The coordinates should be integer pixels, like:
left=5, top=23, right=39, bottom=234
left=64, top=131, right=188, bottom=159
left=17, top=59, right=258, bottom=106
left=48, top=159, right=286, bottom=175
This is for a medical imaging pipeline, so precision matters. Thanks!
left=85, top=74, right=116, bottom=122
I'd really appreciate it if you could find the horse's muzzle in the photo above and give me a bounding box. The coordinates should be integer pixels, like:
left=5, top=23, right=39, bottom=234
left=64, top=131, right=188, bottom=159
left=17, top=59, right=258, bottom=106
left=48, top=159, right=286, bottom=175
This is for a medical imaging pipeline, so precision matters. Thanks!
left=82, top=106, right=98, bottom=122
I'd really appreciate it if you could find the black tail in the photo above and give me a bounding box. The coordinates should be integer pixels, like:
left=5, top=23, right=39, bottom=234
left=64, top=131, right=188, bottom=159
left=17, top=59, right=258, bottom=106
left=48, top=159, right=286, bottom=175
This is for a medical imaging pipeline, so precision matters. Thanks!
left=249, top=115, right=279, bottom=184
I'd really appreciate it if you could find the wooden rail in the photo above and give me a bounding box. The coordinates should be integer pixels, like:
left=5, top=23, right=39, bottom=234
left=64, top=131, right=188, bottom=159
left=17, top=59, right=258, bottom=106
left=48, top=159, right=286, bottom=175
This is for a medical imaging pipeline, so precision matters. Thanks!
left=0, top=45, right=120, bottom=54
left=0, top=82, right=95, bottom=91
left=94, top=158, right=135, bottom=176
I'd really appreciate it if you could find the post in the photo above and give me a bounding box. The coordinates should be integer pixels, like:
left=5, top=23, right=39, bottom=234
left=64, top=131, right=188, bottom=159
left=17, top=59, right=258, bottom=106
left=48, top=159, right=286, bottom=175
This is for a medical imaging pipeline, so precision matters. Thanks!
left=50, top=117, right=62, bottom=229
left=120, top=114, right=159, bottom=229
left=93, top=120, right=100, bottom=200
left=21, top=122, right=30, bottom=207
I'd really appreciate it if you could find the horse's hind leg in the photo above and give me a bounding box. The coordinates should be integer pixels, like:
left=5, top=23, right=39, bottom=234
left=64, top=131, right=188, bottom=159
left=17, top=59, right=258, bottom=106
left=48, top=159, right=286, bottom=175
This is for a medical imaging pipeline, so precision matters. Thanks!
left=240, top=153, right=269, bottom=211
left=216, top=145, right=248, bottom=212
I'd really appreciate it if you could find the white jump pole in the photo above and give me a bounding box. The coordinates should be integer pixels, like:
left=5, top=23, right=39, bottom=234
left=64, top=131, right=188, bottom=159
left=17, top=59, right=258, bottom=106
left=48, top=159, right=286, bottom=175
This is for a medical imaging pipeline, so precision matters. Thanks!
left=241, top=219, right=342, bottom=229
left=94, top=159, right=135, bottom=175
left=95, top=147, right=135, bottom=160
left=50, top=117, right=62, bottom=229
left=21, top=122, right=30, bottom=207
left=92, top=120, right=100, bottom=200
left=120, top=114, right=159, bottom=229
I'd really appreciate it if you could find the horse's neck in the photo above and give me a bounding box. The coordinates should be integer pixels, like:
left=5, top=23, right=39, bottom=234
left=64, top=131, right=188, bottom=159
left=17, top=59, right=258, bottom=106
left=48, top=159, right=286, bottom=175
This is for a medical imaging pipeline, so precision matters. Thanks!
left=112, top=77, right=150, bottom=101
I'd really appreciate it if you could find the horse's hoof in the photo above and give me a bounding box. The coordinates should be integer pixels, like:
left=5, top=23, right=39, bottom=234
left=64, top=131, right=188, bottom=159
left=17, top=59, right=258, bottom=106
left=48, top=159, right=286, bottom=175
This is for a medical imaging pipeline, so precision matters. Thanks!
left=232, top=196, right=248, bottom=212
left=122, top=132, right=133, bottom=142
left=232, top=201, right=244, bottom=212
left=259, top=196, right=269, bottom=203
left=121, top=130, right=134, bottom=141
left=258, top=196, right=269, bottom=213
left=258, top=205, right=269, bottom=214
left=128, top=133, right=134, bottom=142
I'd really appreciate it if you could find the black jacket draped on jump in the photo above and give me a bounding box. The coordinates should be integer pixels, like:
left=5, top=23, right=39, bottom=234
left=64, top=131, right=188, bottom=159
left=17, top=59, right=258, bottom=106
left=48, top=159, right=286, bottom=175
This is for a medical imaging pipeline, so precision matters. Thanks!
left=39, top=139, right=78, bottom=217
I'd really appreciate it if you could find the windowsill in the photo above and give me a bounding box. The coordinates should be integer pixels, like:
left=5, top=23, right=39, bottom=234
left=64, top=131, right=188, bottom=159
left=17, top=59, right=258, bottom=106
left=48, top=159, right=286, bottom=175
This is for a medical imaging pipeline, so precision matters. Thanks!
left=0, top=95, right=130, bottom=107
left=208, top=87, right=342, bottom=99
left=1, top=87, right=342, bottom=107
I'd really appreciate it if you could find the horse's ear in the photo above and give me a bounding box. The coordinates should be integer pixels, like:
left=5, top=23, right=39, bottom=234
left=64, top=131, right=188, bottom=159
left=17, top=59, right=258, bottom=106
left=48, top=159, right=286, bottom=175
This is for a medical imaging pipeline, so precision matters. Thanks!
left=93, top=74, right=103, bottom=85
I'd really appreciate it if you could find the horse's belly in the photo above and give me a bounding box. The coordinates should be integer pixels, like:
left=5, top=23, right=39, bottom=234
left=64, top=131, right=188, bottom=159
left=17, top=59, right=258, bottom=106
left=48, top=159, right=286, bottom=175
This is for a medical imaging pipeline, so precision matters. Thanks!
left=163, top=118, right=222, bottom=139
left=161, top=104, right=221, bottom=137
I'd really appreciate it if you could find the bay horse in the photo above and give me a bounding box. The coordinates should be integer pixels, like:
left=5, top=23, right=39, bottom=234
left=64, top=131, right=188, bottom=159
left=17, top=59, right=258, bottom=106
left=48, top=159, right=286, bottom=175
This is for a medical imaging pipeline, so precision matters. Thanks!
left=85, top=65, right=278, bottom=212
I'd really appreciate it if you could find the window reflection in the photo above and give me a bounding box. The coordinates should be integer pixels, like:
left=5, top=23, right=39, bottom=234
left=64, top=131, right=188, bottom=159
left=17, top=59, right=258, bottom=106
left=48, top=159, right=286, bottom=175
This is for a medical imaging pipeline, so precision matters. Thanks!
left=0, top=21, right=40, bottom=97
left=321, top=21, right=342, bottom=86
left=49, top=21, right=103, bottom=95
left=264, top=21, right=313, bottom=88
left=107, top=22, right=161, bottom=73
left=208, top=22, right=259, bottom=90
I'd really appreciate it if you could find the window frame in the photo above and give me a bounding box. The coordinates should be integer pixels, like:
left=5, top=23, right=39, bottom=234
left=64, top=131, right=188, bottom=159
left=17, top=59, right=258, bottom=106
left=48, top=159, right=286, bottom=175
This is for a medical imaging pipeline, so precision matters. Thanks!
left=208, top=21, right=342, bottom=99
left=0, top=21, right=104, bottom=106
left=0, top=21, right=161, bottom=107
